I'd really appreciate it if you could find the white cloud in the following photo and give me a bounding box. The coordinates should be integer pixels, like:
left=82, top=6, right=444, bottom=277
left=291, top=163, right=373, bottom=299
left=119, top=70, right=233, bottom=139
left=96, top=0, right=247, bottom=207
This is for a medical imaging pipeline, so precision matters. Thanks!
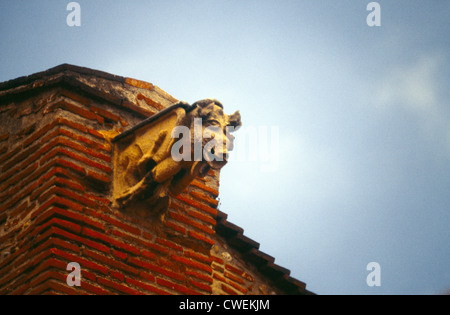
left=377, top=55, right=439, bottom=110
left=375, top=53, right=450, bottom=154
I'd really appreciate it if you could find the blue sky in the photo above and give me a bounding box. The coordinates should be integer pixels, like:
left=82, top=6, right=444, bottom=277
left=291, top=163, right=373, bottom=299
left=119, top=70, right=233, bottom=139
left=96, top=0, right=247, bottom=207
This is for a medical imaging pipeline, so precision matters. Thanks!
left=1, top=1, right=449, bottom=295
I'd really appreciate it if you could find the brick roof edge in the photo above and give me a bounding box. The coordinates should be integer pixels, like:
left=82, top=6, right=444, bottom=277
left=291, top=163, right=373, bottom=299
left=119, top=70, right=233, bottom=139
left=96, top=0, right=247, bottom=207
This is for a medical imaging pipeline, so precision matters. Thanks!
left=216, top=210, right=315, bottom=295
left=0, top=64, right=126, bottom=91
left=0, top=64, right=165, bottom=118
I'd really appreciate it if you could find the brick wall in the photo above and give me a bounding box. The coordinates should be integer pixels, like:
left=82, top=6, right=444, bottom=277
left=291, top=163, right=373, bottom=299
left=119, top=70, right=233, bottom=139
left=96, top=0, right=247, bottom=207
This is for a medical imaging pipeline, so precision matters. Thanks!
left=0, top=65, right=310, bottom=295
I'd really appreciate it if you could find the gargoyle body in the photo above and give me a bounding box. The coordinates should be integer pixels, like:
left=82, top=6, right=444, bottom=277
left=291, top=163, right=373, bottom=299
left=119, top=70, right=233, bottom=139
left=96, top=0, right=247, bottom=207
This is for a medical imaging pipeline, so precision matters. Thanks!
left=113, top=99, right=241, bottom=214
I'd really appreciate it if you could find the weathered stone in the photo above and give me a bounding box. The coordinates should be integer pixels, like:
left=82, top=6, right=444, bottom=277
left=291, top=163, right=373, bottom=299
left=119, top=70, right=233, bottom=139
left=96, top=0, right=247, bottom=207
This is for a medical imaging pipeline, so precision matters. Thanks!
left=112, top=99, right=241, bottom=216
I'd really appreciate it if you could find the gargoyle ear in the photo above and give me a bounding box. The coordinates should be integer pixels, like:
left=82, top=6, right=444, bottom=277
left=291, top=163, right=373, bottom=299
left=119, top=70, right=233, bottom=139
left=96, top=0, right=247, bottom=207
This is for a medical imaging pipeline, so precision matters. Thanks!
left=228, top=111, right=242, bottom=130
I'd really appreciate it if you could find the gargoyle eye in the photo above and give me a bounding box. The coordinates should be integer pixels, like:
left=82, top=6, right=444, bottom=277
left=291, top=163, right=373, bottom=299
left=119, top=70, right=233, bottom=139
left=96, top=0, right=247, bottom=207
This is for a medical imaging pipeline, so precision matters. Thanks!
left=207, top=119, right=220, bottom=126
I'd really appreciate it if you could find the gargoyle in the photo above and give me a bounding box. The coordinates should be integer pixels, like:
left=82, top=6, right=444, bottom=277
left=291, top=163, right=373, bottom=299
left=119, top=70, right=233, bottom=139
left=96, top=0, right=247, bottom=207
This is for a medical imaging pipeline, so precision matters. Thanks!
left=113, top=99, right=241, bottom=214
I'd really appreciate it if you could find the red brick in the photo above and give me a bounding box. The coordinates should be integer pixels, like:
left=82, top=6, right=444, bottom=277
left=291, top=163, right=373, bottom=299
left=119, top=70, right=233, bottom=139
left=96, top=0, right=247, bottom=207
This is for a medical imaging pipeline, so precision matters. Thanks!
left=34, top=146, right=60, bottom=168
left=127, top=256, right=154, bottom=270
left=102, top=215, right=141, bottom=236
left=84, top=193, right=111, bottom=205
left=87, top=128, right=105, bottom=140
left=171, top=255, right=212, bottom=274
left=0, top=241, right=33, bottom=277
left=165, top=220, right=186, bottom=235
left=185, top=270, right=213, bottom=284
left=227, top=279, right=248, bottom=294
left=31, top=217, right=82, bottom=238
left=190, top=279, right=212, bottom=293
left=55, top=147, right=112, bottom=173
left=191, top=180, right=219, bottom=197
left=211, top=255, right=224, bottom=265
left=36, top=195, right=84, bottom=213
left=79, top=249, right=111, bottom=268
left=142, top=242, right=169, bottom=255
left=90, top=105, right=120, bottom=122
left=188, top=230, right=215, bottom=246
left=54, top=177, right=85, bottom=192
left=0, top=161, right=38, bottom=191
left=50, top=237, right=81, bottom=254
left=224, top=271, right=246, bottom=285
left=190, top=190, right=219, bottom=207
left=59, top=128, right=110, bottom=152
left=136, top=93, right=165, bottom=111
left=32, top=167, right=80, bottom=196
left=119, top=117, right=129, bottom=127
left=29, top=137, right=62, bottom=165
left=8, top=258, right=67, bottom=295
left=36, top=257, right=68, bottom=272
left=23, top=119, right=58, bottom=148
left=54, top=208, right=106, bottom=231
left=60, top=88, right=91, bottom=106
left=175, top=194, right=218, bottom=217
left=207, top=169, right=216, bottom=177
left=50, top=157, right=86, bottom=176
left=156, top=238, right=183, bottom=252
left=125, top=78, right=154, bottom=91
left=57, top=100, right=99, bottom=122
left=97, top=276, right=142, bottom=295
left=112, top=249, right=127, bottom=261
left=0, top=175, right=38, bottom=211
left=138, top=271, right=156, bottom=283
left=80, top=281, right=109, bottom=295
left=37, top=187, right=96, bottom=210
left=156, top=278, right=202, bottom=295
left=58, top=137, right=111, bottom=162
left=184, top=250, right=213, bottom=265
left=83, top=249, right=139, bottom=277
left=142, top=250, right=156, bottom=260
left=0, top=260, right=24, bottom=288
left=225, top=264, right=244, bottom=277
left=127, top=257, right=184, bottom=282
left=226, top=264, right=254, bottom=282
left=28, top=279, right=79, bottom=295
left=81, top=269, right=97, bottom=282
left=111, top=271, right=125, bottom=282
left=187, top=209, right=217, bottom=226
left=38, top=226, right=110, bottom=254
left=142, top=231, right=153, bottom=241
left=110, top=229, right=155, bottom=253
left=37, top=128, right=62, bottom=150
left=50, top=248, right=109, bottom=275
left=221, top=283, right=239, bottom=295
left=168, top=211, right=215, bottom=235
left=56, top=117, right=88, bottom=134
left=125, top=277, right=170, bottom=295
left=157, top=257, right=178, bottom=271
left=29, top=269, right=67, bottom=288
left=86, top=170, right=111, bottom=184
left=83, top=228, right=140, bottom=255
left=0, top=146, right=20, bottom=165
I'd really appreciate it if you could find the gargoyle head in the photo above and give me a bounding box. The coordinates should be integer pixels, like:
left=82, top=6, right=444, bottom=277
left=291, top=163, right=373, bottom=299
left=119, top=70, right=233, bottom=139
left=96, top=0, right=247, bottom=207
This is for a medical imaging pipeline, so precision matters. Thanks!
left=190, top=99, right=242, bottom=169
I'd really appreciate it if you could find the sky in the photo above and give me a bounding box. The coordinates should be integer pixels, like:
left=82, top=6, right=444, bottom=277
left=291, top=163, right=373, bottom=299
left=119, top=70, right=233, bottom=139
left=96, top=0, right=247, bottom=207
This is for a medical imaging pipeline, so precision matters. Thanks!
left=1, top=0, right=449, bottom=295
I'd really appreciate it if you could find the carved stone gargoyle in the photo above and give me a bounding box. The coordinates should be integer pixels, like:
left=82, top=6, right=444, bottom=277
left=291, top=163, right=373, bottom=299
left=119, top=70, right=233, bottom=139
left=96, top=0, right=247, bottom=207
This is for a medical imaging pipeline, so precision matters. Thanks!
left=112, top=99, right=241, bottom=215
